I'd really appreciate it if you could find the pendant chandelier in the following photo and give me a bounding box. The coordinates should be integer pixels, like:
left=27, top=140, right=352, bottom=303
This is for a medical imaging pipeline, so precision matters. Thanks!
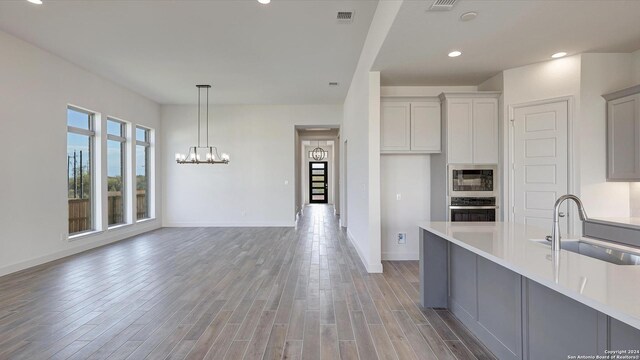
left=175, top=84, right=229, bottom=164
left=312, top=141, right=326, bottom=161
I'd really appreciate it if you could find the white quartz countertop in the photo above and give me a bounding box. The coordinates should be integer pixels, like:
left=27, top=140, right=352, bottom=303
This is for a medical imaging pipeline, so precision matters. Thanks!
left=418, top=221, right=640, bottom=330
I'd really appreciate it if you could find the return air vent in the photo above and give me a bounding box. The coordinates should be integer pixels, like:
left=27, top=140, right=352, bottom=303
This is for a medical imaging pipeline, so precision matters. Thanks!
left=337, top=11, right=354, bottom=24
left=429, top=0, right=457, bottom=11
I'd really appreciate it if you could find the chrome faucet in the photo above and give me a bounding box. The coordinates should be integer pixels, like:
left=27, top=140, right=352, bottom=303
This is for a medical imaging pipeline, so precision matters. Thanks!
left=550, top=194, right=589, bottom=252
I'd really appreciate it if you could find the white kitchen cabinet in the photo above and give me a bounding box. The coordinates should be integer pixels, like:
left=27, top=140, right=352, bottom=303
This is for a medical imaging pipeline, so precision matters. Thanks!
left=381, top=102, right=411, bottom=152
left=472, top=98, right=499, bottom=164
left=446, top=98, right=473, bottom=163
left=381, top=100, right=441, bottom=153
left=604, top=85, right=640, bottom=181
left=441, top=93, right=499, bottom=164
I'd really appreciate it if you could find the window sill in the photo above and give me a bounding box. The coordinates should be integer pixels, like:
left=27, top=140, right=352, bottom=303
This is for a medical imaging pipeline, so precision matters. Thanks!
left=68, top=229, right=104, bottom=242
left=136, top=218, right=155, bottom=224
left=107, top=223, right=132, bottom=231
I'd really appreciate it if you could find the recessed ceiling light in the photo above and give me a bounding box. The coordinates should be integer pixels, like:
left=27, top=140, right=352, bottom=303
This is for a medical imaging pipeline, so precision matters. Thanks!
left=257, top=0, right=270, bottom=4
left=551, top=52, right=567, bottom=59
left=448, top=51, right=462, bottom=58
left=460, top=11, right=477, bottom=21
left=27, top=0, right=43, bottom=4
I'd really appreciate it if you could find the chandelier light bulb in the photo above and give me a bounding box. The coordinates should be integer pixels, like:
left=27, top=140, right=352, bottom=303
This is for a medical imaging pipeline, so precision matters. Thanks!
left=176, top=85, right=229, bottom=165
left=222, top=153, right=230, bottom=161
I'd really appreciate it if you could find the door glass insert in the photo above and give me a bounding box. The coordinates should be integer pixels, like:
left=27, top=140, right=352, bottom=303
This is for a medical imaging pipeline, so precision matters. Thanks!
left=309, top=161, right=328, bottom=204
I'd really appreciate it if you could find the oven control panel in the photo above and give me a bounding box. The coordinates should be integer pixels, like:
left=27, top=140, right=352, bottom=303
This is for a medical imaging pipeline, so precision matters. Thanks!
left=450, top=197, right=496, bottom=207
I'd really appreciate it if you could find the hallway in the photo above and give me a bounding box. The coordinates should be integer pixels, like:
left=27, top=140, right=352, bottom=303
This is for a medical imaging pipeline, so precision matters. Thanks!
left=0, top=205, right=493, bottom=360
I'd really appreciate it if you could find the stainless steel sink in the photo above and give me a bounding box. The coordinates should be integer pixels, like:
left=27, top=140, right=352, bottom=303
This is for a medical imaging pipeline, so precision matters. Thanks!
left=531, top=238, right=640, bottom=265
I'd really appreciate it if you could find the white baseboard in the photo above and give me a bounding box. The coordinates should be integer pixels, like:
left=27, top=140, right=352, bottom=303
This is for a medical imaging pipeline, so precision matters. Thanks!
left=0, top=222, right=161, bottom=278
left=163, top=221, right=296, bottom=227
left=382, top=252, right=419, bottom=261
left=346, top=229, right=383, bottom=273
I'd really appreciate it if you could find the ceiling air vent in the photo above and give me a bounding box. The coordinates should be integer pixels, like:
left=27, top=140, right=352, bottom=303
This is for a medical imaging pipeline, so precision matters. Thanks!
left=337, top=11, right=354, bottom=24
left=428, top=0, right=457, bottom=11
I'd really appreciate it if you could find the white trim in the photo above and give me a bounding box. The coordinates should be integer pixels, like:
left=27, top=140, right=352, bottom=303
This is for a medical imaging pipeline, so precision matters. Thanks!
left=165, top=221, right=296, bottom=227
left=0, top=222, right=160, bottom=278
left=382, top=252, right=419, bottom=261
left=346, top=229, right=383, bottom=273
left=507, top=96, right=578, bottom=235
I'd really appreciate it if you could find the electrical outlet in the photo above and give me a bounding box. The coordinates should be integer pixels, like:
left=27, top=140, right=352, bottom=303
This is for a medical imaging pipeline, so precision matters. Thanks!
left=397, top=233, right=406, bottom=244
left=396, top=193, right=401, bottom=201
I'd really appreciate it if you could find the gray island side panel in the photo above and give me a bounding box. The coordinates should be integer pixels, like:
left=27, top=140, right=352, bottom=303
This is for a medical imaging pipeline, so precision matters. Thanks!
left=419, top=229, right=448, bottom=308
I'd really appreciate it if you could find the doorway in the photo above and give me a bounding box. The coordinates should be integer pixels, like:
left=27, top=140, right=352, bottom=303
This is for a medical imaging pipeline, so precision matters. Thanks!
left=309, top=161, right=328, bottom=204
left=510, top=99, right=570, bottom=233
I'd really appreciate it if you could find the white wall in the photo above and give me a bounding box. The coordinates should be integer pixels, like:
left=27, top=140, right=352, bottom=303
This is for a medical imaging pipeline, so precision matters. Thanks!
left=579, top=53, right=635, bottom=219
left=381, top=155, right=430, bottom=260
left=0, top=30, right=162, bottom=276
left=162, top=104, right=341, bottom=227
left=342, top=0, right=402, bottom=273
left=633, top=49, right=640, bottom=84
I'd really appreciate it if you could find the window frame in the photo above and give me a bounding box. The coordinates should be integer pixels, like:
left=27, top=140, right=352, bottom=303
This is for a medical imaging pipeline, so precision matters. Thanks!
left=106, top=118, right=127, bottom=228
left=67, top=106, right=96, bottom=236
left=135, top=125, right=152, bottom=222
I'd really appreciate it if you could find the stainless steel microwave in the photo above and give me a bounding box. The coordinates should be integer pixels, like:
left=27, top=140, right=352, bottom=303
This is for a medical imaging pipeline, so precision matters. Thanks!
left=449, top=164, right=498, bottom=197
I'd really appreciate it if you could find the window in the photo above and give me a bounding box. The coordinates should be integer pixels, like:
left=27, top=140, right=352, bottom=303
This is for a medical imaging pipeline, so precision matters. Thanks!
left=107, top=119, right=126, bottom=226
left=67, top=107, right=95, bottom=235
left=136, top=126, right=151, bottom=220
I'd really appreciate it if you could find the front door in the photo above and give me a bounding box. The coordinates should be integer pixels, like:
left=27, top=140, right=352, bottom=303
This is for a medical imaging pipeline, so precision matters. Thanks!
left=310, top=161, right=328, bottom=204
left=512, top=100, right=569, bottom=233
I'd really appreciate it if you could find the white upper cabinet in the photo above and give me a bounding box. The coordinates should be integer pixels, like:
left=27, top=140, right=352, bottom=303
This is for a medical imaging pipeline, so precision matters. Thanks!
left=411, top=102, right=442, bottom=152
left=472, top=98, right=499, bottom=164
left=381, top=100, right=441, bottom=153
left=442, top=93, right=499, bottom=164
left=381, top=102, right=411, bottom=152
left=446, top=99, right=474, bottom=163
left=604, top=85, right=640, bottom=181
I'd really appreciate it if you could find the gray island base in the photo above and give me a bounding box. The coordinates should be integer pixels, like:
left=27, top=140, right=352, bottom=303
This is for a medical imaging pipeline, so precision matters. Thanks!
left=419, top=223, right=640, bottom=360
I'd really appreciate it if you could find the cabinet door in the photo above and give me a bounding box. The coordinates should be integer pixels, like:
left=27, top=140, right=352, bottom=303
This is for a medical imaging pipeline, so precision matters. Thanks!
left=608, top=94, right=640, bottom=180
left=410, top=101, right=441, bottom=152
left=472, top=98, right=499, bottom=163
left=609, top=318, right=640, bottom=349
left=381, top=102, right=411, bottom=152
left=447, top=99, right=474, bottom=163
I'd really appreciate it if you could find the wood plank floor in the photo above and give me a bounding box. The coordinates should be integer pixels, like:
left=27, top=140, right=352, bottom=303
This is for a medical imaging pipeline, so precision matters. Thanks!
left=0, top=205, right=495, bottom=360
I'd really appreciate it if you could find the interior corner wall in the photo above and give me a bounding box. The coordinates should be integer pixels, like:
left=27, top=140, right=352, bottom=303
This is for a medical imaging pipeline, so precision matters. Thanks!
left=0, top=30, right=162, bottom=277
left=633, top=49, right=640, bottom=84
left=295, top=130, right=302, bottom=217
left=161, top=104, right=341, bottom=227
left=579, top=53, right=635, bottom=219
left=342, top=0, right=402, bottom=273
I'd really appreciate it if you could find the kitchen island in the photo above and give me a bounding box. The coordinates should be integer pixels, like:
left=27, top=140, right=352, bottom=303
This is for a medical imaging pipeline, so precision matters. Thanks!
left=419, top=221, right=640, bottom=360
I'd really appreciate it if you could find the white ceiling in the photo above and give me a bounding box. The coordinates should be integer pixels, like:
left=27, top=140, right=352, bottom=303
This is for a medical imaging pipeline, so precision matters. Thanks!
left=373, top=0, right=640, bottom=86
left=0, top=0, right=377, bottom=104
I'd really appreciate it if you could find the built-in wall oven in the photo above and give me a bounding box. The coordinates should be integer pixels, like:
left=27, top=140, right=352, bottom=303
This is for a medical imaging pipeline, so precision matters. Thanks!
left=448, top=164, right=498, bottom=222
